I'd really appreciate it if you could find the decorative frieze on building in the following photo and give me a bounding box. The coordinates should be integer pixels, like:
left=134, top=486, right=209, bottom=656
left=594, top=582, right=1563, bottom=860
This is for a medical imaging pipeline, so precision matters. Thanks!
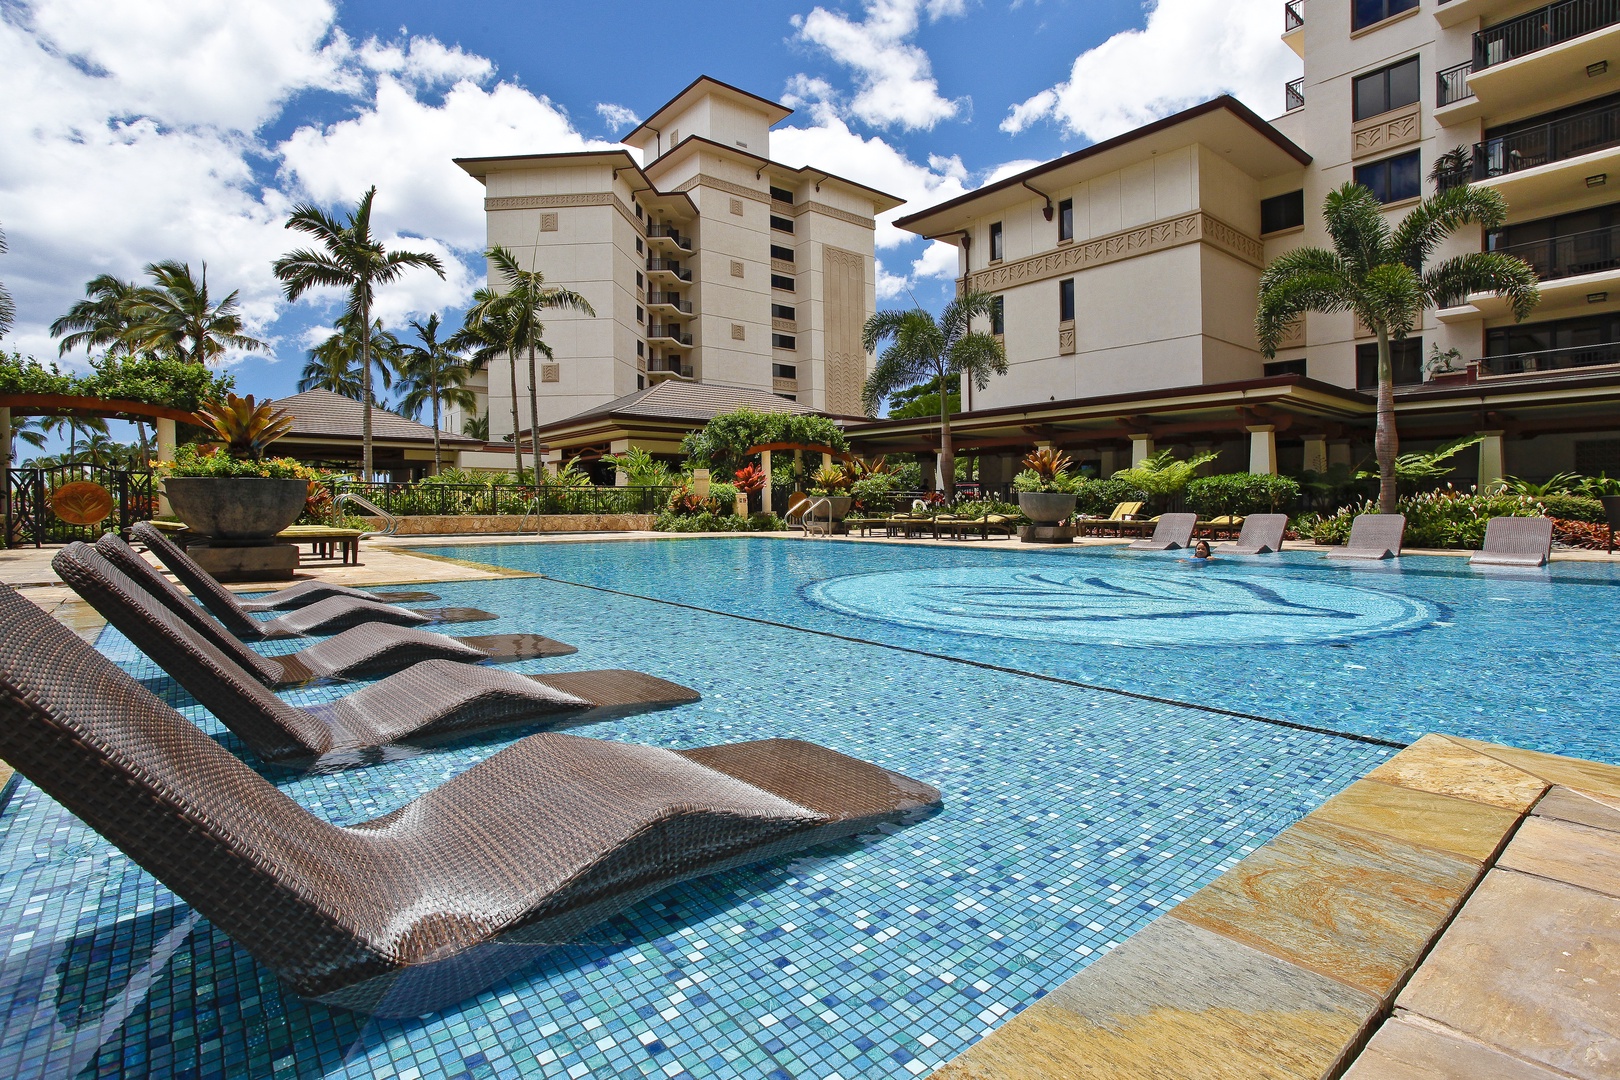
left=1352, top=103, right=1420, bottom=160
left=790, top=201, right=876, bottom=230
left=822, top=246, right=868, bottom=416
left=1059, top=324, right=1076, bottom=355
left=964, top=211, right=1264, bottom=293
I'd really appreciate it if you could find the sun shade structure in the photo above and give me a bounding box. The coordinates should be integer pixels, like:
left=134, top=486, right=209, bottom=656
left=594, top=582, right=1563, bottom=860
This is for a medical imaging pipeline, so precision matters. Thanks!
left=1470, top=516, right=1554, bottom=567
left=1127, top=513, right=1198, bottom=551
left=91, top=537, right=570, bottom=684
left=1227, top=514, right=1289, bottom=555
left=0, top=582, right=940, bottom=1015
left=132, top=522, right=495, bottom=638
left=53, top=543, right=696, bottom=764
left=1326, top=513, right=1406, bottom=560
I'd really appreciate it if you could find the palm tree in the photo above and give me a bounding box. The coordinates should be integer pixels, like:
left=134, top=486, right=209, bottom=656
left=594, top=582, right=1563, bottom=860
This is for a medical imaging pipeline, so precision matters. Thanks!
left=41, top=414, right=107, bottom=466
left=273, top=185, right=444, bottom=481
left=454, top=285, right=529, bottom=477
left=462, top=411, right=489, bottom=442
left=50, top=274, right=148, bottom=356
left=1257, top=181, right=1539, bottom=512
left=299, top=313, right=399, bottom=403
left=861, top=292, right=1008, bottom=499
left=0, top=224, right=14, bottom=341
left=395, top=313, right=479, bottom=474
left=480, top=245, right=595, bottom=505
left=126, top=260, right=265, bottom=364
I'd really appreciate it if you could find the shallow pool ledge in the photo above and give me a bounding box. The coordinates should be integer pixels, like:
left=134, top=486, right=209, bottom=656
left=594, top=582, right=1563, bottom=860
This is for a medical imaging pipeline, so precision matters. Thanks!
left=932, top=734, right=1620, bottom=1080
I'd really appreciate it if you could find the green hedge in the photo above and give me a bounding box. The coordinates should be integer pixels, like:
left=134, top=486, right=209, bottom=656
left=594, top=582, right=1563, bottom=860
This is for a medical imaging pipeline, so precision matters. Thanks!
left=1306, top=489, right=1546, bottom=549
left=0, top=352, right=234, bottom=413
left=1536, top=493, right=1606, bottom=523
left=654, top=511, right=783, bottom=532
left=1070, top=477, right=1149, bottom=517
left=1185, top=473, right=1301, bottom=517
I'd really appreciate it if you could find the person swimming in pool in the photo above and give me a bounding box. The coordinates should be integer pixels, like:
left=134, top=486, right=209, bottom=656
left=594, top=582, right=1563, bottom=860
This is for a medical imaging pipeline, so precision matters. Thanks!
left=1190, top=540, right=1214, bottom=560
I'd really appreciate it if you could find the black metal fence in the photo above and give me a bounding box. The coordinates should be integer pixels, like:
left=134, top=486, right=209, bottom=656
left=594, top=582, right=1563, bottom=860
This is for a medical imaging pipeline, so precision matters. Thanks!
left=1492, top=224, right=1620, bottom=281
left=1475, top=0, right=1620, bottom=70
left=1285, top=77, right=1305, bottom=112
left=1480, top=341, right=1620, bottom=377
left=1473, top=99, right=1620, bottom=180
left=328, top=481, right=673, bottom=517
left=1437, top=61, right=1473, bottom=107
left=3, top=467, right=156, bottom=548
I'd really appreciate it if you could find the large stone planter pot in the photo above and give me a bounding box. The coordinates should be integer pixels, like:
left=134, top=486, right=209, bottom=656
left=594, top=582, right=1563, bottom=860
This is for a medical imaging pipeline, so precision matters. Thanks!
left=1018, top=491, right=1077, bottom=525
left=163, top=477, right=309, bottom=541
left=812, top=495, right=855, bottom=521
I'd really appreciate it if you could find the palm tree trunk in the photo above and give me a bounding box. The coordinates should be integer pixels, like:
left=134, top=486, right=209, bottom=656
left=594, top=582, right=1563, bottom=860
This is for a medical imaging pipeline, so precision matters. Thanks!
left=360, top=302, right=374, bottom=483
left=1375, top=326, right=1399, bottom=514
left=527, top=342, right=543, bottom=514
left=430, top=370, right=442, bottom=475
left=938, top=363, right=955, bottom=500
left=507, top=350, right=523, bottom=479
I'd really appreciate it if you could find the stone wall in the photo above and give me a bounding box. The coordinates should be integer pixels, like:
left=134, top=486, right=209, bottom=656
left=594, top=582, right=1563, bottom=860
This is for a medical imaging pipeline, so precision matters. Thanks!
left=359, top=514, right=655, bottom=535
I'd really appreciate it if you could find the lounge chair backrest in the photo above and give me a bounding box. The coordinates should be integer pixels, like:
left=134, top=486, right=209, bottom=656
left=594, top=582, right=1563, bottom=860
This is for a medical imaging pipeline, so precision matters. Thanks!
left=94, top=535, right=279, bottom=680
left=52, top=544, right=331, bottom=760
left=1235, top=514, right=1288, bottom=551
left=131, top=522, right=260, bottom=637
left=0, top=582, right=380, bottom=985
left=1109, top=501, right=1144, bottom=521
left=1345, top=513, right=1406, bottom=555
left=1481, top=516, right=1553, bottom=559
left=1149, top=512, right=1197, bottom=545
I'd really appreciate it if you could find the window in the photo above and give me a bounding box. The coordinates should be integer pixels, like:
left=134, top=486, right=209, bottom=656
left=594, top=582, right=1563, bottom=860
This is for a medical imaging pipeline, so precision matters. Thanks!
left=1356, top=338, right=1423, bottom=389
left=770, top=186, right=794, bottom=203
left=770, top=214, right=794, bottom=233
left=636, top=341, right=644, bottom=357
left=1058, top=198, right=1074, bottom=242
left=635, top=237, right=644, bottom=254
left=772, top=363, right=797, bottom=379
left=1354, top=151, right=1421, bottom=204
left=772, top=334, right=797, bottom=350
left=1058, top=279, right=1075, bottom=323
left=990, top=295, right=1004, bottom=336
left=1264, top=358, right=1307, bottom=378
left=770, top=245, right=795, bottom=263
left=771, top=274, right=795, bottom=291
left=637, top=374, right=645, bottom=390
left=1487, top=312, right=1620, bottom=357
left=1352, top=0, right=1418, bottom=31
left=989, top=221, right=1004, bottom=262
left=771, top=304, right=796, bottom=320
left=776, top=393, right=797, bottom=401
left=1261, top=190, right=1305, bottom=234
left=1353, top=56, right=1420, bottom=121
left=635, top=271, right=644, bottom=289
left=635, top=202, right=642, bottom=219
left=635, top=305, right=644, bottom=323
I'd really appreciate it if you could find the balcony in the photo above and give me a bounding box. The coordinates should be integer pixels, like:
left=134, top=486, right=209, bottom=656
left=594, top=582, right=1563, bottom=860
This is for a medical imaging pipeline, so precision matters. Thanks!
left=1434, top=0, right=1620, bottom=124
left=1282, top=0, right=1303, bottom=57
left=646, top=258, right=691, bottom=283
left=1461, top=99, right=1620, bottom=204
left=1284, top=77, right=1304, bottom=112
left=1439, top=224, right=1620, bottom=321
left=645, top=225, right=692, bottom=251
left=646, top=291, right=692, bottom=315
left=1478, top=340, right=1620, bottom=377
left=647, top=324, right=693, bottom=347
left=647, top=359, right=694, bottom=381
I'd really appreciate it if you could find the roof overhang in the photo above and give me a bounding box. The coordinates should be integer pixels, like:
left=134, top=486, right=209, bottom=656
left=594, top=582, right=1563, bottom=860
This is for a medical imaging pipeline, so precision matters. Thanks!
left=623, top=75, right=793, bottom=148
left=647, top=136, right=905, bottom=212
left=454, top=149, right=699, bottom=217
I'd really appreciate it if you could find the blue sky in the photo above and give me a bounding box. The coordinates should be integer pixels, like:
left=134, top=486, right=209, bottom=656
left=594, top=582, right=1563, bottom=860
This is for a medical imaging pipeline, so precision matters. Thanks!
left=1, top=0, right=1298, bottom=448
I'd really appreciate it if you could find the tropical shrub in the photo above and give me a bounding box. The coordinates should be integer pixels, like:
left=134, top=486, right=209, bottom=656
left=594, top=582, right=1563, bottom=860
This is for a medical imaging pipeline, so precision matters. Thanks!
left=600, top=445, right=673, bottom=487
left=1536, top=493, right=1606, bottom=523
left=653, top=511, right=782, bottom=532
left=680, top=408, right=848, bottom=479
left=1111, top=450, right=1218, bottom=503
left=1011, top=447, right=1080, bottom=494
left=160, top=443, right=318, bottom=481
left=1185, top=473, right=1301, bottom=517
left=849, top=471, right=899, bottom=509
left=807, top=462, right=851, bottom=496
left=0, top=351, right=233, bottom=410
left=191, top=393, right=292, bottom=462
left=0, top=353, right=74, bottom=395
left=1070, top=476, right=1149, bottom=517
left=1306, top=488, right=1544, bottom=549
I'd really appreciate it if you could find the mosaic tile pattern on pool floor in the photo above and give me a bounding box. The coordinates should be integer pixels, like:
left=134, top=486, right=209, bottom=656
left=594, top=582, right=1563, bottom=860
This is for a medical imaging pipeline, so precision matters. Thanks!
left=0, top=565, right=1388, bottom=1079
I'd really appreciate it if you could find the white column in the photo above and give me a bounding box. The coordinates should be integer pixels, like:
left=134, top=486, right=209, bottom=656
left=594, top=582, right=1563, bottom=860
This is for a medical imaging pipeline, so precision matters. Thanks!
left=542, top=449, right=562, bottom=477
left=1247, top=425, right=1277, bottom=475
left=1129, top=434, right=1155, bottom=467
left=155, top=417, right=177, bottom=515
left=761, top=449, right=773, bottom=514
left=1099, top=447, right=1121, bottom=477
left=1302, top=435, right=1329, bottom=474
left=1328, top=440, right=1353, bottom=470
left=1477, top=429, right=1506, bottom=491
left=610, top=438, right=631, bottom=487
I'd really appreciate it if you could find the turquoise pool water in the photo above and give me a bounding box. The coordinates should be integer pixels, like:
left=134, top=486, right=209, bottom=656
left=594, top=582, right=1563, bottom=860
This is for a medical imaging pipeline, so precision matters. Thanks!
left=1, top=535, right=1575, bottom=1079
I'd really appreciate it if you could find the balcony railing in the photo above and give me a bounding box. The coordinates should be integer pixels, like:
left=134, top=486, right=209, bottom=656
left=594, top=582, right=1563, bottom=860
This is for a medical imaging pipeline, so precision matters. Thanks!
left=1284, top=0, right=1304, bottom=31
left=645, top=291, right=693, bottom=313
left=1492, top=224, right=1620, bottom=281
left=1475, top=0, right=1620, bottom=71
left=647, top=324, right=693, bottom=346
left=1285, top=77, right=1304, bottom=111
left=1480, top=340, right=1620, bottom=377
left=646, top=258, right=692, bottom=282
left=1472, top=99, right=1620, bottom=180
left=647, top=360, right=694, bottom=378
left=645, top=225, right=692, bottom=250
left=1437, top=61, right=1474, bottom=106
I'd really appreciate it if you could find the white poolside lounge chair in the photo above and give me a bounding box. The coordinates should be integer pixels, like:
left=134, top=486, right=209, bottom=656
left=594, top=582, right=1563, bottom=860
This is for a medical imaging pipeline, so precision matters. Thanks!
left=1227, top=514, right=1289, bottom=555
left=1127, top=513, right=1197, bottom=551
left=1326, top=513, right=1405, bottom=560
left=1470, top=516, right=1553, bottom=567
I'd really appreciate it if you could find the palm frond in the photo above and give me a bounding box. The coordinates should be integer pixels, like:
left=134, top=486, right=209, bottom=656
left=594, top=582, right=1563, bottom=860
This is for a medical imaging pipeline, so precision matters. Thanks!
left=1321, top=183, right=1393, bottom=276
left=1390, top=184, right=1508, bottom=268
left=1423, top=251, right=1540, bottom=320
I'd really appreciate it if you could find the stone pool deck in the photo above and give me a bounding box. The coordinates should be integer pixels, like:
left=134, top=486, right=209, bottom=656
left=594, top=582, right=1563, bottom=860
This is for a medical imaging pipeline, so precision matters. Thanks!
left=4, top=533, right=1617, bottom=1079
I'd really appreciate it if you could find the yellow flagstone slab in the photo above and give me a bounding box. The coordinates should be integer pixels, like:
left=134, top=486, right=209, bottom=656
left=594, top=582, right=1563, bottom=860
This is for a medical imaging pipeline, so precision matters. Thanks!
left=1308, top=779, right=1522, bottom=863
left=1497, top=815, right=1620, bottom=899
left=1364, top=734, right=1547, bottom=812
left=1443, top=736, right=1620, bottom=802
left=1172, top=817, right=1482, bottom=998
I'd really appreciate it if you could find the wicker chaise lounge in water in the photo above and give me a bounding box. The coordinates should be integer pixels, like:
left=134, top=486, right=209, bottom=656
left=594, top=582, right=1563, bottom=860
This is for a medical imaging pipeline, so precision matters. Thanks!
left=1470, top=516, right=1554, bottom=567
left=1226, top=514, right=1289, bottom=555
left=1126, top=512, right=1198, bottom=551
left=54, top=543, right=698, bottom=765
left=0, top=582, right=940, bottom=1016
left=1325, top=513, right=1406, bottom=560
left=91, top=536, right=570, bottom=681
left=130, top=521, right=495, bottom=638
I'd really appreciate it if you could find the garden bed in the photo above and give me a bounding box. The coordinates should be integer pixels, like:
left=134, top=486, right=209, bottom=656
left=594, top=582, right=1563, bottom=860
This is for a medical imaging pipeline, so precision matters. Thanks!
left=357, top=514, right=656, bottom=535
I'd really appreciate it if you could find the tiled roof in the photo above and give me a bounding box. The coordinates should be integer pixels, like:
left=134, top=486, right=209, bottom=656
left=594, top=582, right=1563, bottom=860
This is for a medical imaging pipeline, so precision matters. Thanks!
left=544, top=380, right=821, bottom=428
left=273, top=389, right=480, bottom=445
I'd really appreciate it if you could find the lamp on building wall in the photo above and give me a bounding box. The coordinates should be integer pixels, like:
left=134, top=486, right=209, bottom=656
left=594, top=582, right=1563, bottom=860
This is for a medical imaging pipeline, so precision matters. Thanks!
left=1589, top=61, right=1609, bottom=77
left=1589, top=292, right=1609, bottom=304
left=1587, top=174, right=1609, bottom=187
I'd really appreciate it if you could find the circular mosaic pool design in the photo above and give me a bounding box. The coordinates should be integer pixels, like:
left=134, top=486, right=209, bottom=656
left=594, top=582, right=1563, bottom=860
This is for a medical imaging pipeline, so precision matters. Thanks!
left=805, top=562, right=1441, bottom=647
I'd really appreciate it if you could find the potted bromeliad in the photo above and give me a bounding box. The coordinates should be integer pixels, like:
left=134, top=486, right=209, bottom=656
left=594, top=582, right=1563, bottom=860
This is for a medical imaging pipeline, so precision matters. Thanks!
left=807, top=463, right=855, bottom=521
left=1012, top=447, right=1080, bottom=524
left=160, top=394, right=312, bottom=541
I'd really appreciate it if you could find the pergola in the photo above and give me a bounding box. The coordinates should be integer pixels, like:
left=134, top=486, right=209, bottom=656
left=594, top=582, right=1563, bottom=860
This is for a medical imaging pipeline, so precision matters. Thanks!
left=743, top=441, right=853, bottom=514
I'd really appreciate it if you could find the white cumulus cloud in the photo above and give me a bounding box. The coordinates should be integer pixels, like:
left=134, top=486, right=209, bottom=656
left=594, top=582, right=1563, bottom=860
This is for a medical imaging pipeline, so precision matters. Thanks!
left=595, top=102, right=640, bottom=130
left=1000, top=0, right=1299, bottom=141
left=790, top=0, right=964, bottom=130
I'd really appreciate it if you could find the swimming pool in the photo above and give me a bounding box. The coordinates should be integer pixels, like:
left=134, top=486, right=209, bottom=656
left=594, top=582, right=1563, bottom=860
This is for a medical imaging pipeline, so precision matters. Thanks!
left=1, top=535, right=1581, bottom=1079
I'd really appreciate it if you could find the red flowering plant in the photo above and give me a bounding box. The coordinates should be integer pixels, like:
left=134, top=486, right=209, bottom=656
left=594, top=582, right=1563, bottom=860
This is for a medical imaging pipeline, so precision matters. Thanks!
left=733, top=464, right=765, bottom=494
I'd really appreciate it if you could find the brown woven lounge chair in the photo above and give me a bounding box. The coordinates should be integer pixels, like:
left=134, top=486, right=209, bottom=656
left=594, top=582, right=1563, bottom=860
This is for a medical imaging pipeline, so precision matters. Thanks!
left=1326, top=513, right=1405, bottom=560
left=1127, top=512, right=1197, bottom=551
left=54, top=543, right=698, bottom=764
left=0, top=581, right=939, bottom=1016
left=1470, top=516, right=1554, bottom=567
left=130, top=521, right=494, bottom=638
left=68, top=539, right=576, bottom=687
left=1226, top=513, right=1289, bottom=555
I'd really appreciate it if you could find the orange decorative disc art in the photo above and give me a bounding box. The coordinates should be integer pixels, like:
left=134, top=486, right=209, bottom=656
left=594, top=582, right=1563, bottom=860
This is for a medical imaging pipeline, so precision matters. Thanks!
left=50, top=481, right=114, bottom=526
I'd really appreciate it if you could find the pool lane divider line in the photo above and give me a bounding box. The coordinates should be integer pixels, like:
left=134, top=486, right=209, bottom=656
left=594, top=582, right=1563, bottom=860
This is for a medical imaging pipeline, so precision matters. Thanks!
left=535, top=574, right=1408, bottom=751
